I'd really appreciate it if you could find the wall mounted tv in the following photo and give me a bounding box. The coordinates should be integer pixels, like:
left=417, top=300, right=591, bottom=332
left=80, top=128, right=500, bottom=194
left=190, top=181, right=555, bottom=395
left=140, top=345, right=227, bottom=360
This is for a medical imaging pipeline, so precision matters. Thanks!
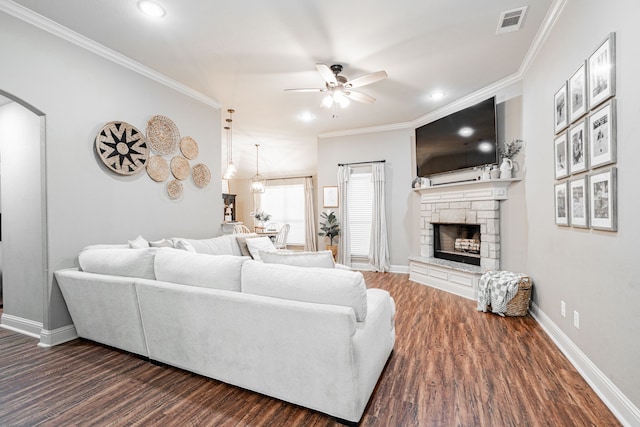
left=416, top=97, right=497, bottom=177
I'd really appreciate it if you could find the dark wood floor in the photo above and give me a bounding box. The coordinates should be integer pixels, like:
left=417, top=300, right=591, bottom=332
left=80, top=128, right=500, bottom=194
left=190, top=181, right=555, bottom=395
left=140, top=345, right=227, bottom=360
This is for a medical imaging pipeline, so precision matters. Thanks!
left=0, top=273, right=621, bottom=426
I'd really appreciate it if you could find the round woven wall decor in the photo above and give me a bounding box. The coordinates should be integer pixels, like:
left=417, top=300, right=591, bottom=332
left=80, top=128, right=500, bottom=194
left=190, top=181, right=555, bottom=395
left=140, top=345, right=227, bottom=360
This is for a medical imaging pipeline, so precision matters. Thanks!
left=180, top=136, right=199, bottom=160
left=146, top=155, right=169, bottom=182
left=170, top=156, right=190, bottom=180
left=95, top=121, right=149, bottom=175
left=166, top=179, right=183, bottom=200
left=191, top=163, right=211, bottom=188
left=146, top=115, right=179, bottom=155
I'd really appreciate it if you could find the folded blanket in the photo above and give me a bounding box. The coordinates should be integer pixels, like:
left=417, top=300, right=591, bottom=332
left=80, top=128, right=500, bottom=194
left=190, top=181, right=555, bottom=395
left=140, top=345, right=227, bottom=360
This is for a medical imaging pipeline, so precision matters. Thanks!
left=477, top=271, right=524, bottom=316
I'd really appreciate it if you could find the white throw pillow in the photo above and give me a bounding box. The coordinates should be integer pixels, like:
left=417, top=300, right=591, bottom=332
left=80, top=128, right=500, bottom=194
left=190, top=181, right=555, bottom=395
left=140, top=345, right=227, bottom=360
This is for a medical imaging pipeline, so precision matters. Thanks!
left=245, top=237, right=277, bottom=261
left=241, top=260, right=368, bottom=321
left=235, top=234, right=259, bottom=257
left=154, top=249, right=249, bottom=292
left=172, top=238, right=196, bottom=253
left=260, top=250, right=335, bottom=268
left=128, top=235, right=149, bottom=249
left=179, top=235, right=243, bottom=256
left=78, top=248, right=158, bottom=280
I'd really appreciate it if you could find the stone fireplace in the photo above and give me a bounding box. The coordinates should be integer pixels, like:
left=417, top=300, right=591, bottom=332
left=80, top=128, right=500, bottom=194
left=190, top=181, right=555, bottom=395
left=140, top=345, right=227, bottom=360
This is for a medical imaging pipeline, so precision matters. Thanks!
left=409, top=180, right=515, bottom=299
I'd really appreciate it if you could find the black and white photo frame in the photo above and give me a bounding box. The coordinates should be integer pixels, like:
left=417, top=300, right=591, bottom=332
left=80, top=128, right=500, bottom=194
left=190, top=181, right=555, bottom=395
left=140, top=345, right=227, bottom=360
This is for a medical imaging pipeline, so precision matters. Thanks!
left=588, top=33, right=616, bottom=110
left=569, top=177, right=588, bottom=228
left=554, top=83, right=568, bottom=134
left=554, top=132, right=568, bottom=179
left=589, top=100, right=616, bottom=169
left=569, top=119, right=588, bottom=174
left=589, top=167, right=617, bottom=231
left=568, top=62, right=587, bottom=123
left=555, top=182, right=569, bottom=226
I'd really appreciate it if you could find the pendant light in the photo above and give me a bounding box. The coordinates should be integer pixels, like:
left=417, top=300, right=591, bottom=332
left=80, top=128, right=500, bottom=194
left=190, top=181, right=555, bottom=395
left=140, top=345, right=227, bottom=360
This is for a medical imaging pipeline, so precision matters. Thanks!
left=251, top=144, right=266, bottom=193
left=222, top=109, right=236, bottom=180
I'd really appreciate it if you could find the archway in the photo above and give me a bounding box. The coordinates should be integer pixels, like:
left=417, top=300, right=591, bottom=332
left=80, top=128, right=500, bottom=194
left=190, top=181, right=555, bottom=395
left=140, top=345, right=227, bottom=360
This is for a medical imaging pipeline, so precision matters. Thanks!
left=0, top=90, right=48, bottom=343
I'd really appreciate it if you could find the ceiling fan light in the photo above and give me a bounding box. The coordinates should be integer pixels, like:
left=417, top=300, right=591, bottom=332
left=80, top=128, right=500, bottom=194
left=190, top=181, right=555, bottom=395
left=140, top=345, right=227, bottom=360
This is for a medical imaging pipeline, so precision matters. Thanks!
left=322, top=95, right=334, bottom=109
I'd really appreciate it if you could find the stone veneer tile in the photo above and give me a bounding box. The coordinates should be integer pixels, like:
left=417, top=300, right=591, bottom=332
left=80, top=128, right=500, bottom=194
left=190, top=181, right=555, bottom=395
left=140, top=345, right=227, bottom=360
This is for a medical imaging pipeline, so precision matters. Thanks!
left=471, top=200, right=499, bottom=211
left=477, top=210, right=499, bottom=219
left=439, top=209, right=467, bottom=223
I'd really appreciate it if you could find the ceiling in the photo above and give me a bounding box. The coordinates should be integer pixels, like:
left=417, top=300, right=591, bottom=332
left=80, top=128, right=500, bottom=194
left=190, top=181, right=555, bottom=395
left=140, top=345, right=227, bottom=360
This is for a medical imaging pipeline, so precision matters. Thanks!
left=10, top=0, right=553, bottom=178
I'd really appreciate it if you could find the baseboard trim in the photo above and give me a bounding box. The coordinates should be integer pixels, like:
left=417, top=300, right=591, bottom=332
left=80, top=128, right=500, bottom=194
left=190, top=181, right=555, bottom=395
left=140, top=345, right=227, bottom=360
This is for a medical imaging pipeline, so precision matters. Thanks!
left=38, top=324, right=78, bottom=348
left=530, top=303, right=640, bottom=427
left=0, top=313, right=42, bottom=339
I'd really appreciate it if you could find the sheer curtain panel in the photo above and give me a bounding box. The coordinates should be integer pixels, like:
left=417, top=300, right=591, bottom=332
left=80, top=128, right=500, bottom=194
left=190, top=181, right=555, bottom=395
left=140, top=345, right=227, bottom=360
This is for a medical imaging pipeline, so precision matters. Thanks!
left=303, top=177, right=317, bottom=251
left=369, top=162, right=390, bottom=272
left=337, top=165, right=351, bottom=266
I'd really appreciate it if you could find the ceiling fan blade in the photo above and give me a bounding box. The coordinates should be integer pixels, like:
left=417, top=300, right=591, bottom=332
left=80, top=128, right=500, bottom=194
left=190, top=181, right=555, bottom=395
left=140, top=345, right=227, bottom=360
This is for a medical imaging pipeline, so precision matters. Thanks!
left=316, top=63, right=338, bottom=86
left=344, top=70, right=388, bottom=89
left=344, top=90, right=376, bottom=104
left=284, top=88, right=325, bottom=92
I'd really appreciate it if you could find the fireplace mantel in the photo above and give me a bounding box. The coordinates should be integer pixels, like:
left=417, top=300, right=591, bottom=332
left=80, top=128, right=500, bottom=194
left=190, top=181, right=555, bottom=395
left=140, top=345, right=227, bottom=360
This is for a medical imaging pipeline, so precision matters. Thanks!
left=413, top=178, right=521, bottom=202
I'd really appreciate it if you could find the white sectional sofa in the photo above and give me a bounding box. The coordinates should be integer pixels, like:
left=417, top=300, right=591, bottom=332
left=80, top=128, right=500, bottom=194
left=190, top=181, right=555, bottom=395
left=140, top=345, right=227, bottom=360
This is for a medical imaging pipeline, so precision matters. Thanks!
left=54, top=235, right=396, bottom=423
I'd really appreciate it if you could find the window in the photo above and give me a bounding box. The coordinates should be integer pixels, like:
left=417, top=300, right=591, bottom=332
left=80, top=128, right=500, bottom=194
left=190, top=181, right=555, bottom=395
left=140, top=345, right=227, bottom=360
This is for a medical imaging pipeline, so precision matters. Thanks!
left=260, top=183, right=305, bottom=245
left=347, top=171, right=373, bottom=257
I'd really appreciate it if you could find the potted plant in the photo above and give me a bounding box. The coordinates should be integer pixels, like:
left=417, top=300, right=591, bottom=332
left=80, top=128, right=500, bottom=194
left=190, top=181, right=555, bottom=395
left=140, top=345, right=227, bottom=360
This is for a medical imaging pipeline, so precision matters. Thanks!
left=251, top=210, right=271, bottom=230
left=498, top=139, right=523, bottom=179
left=318, top=210, right=340, bottom=259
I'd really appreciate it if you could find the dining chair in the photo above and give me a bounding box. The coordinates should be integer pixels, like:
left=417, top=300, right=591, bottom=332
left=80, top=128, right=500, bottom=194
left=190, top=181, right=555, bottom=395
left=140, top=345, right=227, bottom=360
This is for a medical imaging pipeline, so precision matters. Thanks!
left=233, top=224, right=252, bottom=234
left=273, top=224, right=290, bottom=249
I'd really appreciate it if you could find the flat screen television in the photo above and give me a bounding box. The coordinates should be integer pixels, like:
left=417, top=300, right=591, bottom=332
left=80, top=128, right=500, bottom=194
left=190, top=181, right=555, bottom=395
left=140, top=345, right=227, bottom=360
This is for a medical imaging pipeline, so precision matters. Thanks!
left=416, top=97, right=498, bottom=177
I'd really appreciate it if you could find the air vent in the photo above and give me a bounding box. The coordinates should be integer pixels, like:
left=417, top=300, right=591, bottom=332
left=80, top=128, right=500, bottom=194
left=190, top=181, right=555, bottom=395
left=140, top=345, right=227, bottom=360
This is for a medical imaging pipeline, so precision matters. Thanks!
left=496, top=6, right=528, bottom=34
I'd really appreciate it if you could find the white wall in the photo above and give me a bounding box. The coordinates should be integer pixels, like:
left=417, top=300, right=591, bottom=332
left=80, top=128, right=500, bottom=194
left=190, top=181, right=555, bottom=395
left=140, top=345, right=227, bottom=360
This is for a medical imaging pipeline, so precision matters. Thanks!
left=522, top=0, right=640, bottom=413
left=0, top=11, right=222, bottom=334
left=317, top=128, right=414, bottom=270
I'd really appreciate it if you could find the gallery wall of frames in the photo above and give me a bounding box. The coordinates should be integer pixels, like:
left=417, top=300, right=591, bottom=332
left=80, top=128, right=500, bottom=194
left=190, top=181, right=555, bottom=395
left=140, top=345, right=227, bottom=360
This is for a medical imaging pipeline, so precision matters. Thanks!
left=553, top=33, right=617, bottom=231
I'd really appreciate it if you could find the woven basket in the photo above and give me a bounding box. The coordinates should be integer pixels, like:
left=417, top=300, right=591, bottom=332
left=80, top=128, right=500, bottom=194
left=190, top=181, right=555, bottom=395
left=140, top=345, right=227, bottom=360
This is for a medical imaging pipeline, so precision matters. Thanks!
left=505, top=276, right=533, bottom=316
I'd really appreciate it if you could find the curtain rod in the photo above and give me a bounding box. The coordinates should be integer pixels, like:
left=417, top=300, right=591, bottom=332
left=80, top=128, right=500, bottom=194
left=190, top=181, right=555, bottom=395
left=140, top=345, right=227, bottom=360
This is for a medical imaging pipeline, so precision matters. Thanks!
left=338, top=160, right=385, bottom=166
left=266, top=175, right=313, bottom=181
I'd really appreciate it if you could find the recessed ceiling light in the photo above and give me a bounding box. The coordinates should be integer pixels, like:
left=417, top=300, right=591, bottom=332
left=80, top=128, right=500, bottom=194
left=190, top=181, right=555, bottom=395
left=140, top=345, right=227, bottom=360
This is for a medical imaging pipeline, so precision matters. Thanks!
left=458, top=126, right=474, bottom=137
left=429, top=91, right=446, bottom=100
left=138, top=0, right=166, bottom=18
left=298, top=112, right=316, bottom=122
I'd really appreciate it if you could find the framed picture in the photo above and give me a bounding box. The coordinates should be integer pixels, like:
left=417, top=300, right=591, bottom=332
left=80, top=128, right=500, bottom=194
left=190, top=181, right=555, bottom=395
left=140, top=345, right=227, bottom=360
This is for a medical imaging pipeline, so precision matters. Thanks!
left=555, top=182, right=569, bottom=226
left=569, top=177, right=588, bottom=228
left=589, top=167, right=617, bottom=231
left=554, top=132, right=568, bottom=179
left=569, top=120, right=588, bottom=174
left=588, top=100, right=616, bottom=168
left=568, top=63, right=587, bottom=123
left=323, top=186, right=338, bottom=208
left=554, top=83, right=568, bottom=134
left=588, top=33, right=616, bottom=110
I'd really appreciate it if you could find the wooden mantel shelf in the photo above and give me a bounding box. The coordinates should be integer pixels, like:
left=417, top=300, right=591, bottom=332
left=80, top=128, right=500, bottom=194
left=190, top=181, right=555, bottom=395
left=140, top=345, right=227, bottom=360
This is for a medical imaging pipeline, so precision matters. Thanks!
left=413, top=178, right=521, bottom=202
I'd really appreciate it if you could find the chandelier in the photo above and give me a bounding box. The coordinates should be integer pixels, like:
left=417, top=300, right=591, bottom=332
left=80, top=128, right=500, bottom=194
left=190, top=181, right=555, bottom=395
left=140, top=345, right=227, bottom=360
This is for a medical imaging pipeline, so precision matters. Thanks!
left=222, top=109, right=236, bottom=180
left=251, top=144, right=266, bottom=193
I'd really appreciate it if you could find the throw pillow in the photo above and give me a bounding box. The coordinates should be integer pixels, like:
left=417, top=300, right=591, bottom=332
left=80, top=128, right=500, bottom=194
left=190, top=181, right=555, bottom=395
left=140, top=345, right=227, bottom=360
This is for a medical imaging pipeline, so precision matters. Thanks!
left=245, top=237, right=276, bottom=261
left=173, top=238, right=196, bottom=253
left=128, top=235, right=149, bottom=249
left=260, top=250, right=335, bottom=268
left=235, top=233, right=259, bottom=257
left=149, top=238, right=174, bottom=248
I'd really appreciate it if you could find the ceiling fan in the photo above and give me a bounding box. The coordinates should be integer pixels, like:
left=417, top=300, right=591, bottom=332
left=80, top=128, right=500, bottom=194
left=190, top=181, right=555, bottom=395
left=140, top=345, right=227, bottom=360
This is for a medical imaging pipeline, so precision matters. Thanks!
left=285, top=64, right=388, bottom=108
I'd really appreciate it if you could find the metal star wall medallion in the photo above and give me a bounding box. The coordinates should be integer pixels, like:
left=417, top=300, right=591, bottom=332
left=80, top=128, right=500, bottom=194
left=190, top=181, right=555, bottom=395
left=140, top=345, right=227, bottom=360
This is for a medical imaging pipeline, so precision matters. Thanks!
left=95, top=121, right=149, bottom=175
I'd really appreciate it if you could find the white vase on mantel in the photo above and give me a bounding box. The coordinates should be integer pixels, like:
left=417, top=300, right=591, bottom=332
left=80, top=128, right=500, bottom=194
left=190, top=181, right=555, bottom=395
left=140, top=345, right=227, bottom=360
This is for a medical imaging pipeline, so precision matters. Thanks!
left=499, top=158, right=513, bottom=179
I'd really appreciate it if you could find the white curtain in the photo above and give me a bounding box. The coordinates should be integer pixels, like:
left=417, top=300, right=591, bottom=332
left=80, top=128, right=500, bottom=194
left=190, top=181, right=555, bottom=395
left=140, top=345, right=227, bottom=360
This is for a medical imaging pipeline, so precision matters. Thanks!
left=369, top=162, right=390, bottom=272
left=303, top=177, right=317, bottom=251
left=337, top=165, right=351, bottom=266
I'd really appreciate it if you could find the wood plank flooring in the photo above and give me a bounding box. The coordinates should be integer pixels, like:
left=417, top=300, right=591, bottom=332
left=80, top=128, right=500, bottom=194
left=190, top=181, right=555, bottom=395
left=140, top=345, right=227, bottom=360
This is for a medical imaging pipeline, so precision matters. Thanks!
left=0, top=273, right=621, bottom=426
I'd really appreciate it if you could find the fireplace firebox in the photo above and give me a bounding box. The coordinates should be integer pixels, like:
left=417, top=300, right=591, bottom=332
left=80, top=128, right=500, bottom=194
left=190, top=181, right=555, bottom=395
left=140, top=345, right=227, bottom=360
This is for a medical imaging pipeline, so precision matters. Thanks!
left=433, top=223, right=481, bottom=266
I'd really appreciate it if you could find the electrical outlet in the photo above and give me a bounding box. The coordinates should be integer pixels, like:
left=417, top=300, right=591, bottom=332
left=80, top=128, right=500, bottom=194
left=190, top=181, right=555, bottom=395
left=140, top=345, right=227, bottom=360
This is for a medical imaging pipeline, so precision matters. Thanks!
left=561, top=301, right=566, bottom=317
left=573, top=310, right=580, bottom=329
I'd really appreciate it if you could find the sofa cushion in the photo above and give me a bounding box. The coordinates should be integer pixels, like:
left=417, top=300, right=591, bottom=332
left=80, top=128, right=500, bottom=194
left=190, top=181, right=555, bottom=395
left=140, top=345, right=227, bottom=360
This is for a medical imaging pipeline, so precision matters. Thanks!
left=245, top=237, right=276, bottom=260
left=149, top=238, right=174, bottom=248
left=154, top=249, right=248, bottom=292
left=180, top=235, right=243, bottom=256
left=78, top=248, right=158, bottom=280
left=260, top=250, right=335, bottom=268
left=241, top=260, right=368, bottom=322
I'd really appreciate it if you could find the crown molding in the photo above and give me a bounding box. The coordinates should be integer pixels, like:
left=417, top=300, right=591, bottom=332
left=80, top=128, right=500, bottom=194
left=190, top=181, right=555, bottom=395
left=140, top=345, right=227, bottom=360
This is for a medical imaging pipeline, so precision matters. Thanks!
left=0, top=0, right=221, bottom=109
left=318, top=121, right=413, bottom=139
